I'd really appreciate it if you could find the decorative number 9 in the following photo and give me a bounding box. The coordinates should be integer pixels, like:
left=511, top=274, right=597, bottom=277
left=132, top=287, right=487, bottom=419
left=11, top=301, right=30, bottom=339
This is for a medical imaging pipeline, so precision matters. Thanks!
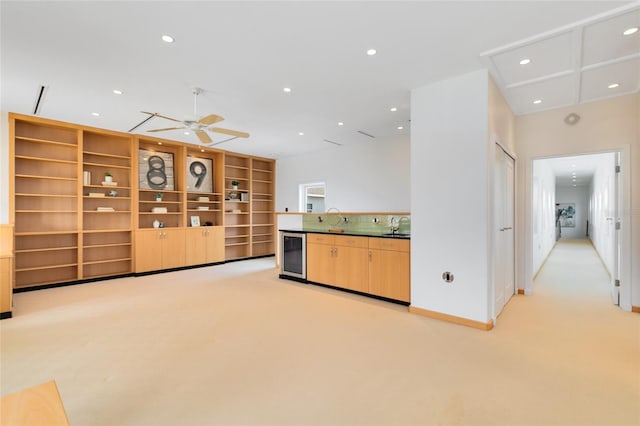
left=189, top=161, right=207, bottom=189
left=146, top=155, right=167, bottom=189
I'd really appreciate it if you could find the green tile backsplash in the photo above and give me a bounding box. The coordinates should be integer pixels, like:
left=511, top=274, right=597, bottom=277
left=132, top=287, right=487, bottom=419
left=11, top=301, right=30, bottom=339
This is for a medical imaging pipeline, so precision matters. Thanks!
left=302, top=214, right=410, bottom=235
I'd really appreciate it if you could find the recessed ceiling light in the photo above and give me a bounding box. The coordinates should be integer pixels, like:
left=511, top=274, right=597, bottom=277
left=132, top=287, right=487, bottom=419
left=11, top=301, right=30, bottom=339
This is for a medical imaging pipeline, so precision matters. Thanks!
left=112, top=89, right=123, bottom=95
left=608, top=83, right=620, bottom=89
left=573, top=184, right=577, bottom=187
left=298, top=132, right=304, bottom=136
left=533, top=99, right=542, bottom=104
left=366, top=48, right=377, bottom=56
left=519, top=58, right=531, bottom=65
left=184, top=132, right=190, bottom=135
left=338, top=122, right=344, bottom=126
left=623, top=27, right=638, bottom=36
left=390, top=107, right=397, bottom=112
left=91, top=112, right=100, bottom=116
left=283, top=87, right=292, bottom=93
left=397, top=126, right=404, bottom=130
left=161, top=35, right=174, bottom=43
left=158, top=142, right=163, bottom=145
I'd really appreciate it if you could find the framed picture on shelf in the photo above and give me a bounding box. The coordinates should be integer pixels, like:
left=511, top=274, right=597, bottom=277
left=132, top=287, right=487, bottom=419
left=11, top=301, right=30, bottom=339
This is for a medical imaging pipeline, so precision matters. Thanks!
left=190, top=215, right=201, bottom=227
left=186, top=156, right=213, bottom=193
left=139, top=149, right=175, bottom=191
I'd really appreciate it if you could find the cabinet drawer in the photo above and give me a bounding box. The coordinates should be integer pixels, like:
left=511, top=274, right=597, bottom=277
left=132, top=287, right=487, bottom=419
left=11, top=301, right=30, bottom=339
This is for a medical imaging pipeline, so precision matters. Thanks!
left=307, top=233, right=335, bottom=245
left=369, top=238, right=410, bottom=252
left=334, top=235, right=368, bottom=249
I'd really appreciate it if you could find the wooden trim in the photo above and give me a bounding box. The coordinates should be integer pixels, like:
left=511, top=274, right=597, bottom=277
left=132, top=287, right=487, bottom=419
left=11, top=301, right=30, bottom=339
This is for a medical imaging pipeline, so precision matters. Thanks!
left=517, top=288, right=525, bottom=295
left=409, top=306, right=494, bottom=330
left=632, top=306, right=640, bottom=313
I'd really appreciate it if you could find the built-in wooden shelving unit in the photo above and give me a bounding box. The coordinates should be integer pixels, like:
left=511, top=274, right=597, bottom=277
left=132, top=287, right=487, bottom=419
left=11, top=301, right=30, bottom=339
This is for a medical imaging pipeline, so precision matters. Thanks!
left=9, top=113, right=275, bottom=289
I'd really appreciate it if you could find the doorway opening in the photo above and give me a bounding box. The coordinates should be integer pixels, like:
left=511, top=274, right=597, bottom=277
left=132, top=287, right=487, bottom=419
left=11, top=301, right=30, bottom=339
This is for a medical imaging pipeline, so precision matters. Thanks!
left=531, top=150, right=628, bottom=308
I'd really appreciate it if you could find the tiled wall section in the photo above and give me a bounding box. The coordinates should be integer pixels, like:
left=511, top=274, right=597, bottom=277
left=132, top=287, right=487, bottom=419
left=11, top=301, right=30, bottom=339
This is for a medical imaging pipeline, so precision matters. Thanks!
left=302, top=214, right=410, bottom=235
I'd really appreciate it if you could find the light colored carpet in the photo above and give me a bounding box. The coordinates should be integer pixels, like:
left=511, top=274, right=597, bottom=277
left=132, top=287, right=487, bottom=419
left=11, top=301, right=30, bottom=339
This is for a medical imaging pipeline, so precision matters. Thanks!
left=1, top=240, right=638, bottom=425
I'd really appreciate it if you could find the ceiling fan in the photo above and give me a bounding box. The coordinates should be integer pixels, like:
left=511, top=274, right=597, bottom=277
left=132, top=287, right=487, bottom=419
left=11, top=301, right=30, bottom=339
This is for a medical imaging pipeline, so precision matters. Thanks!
left=143, top=88, right=249, bottom=145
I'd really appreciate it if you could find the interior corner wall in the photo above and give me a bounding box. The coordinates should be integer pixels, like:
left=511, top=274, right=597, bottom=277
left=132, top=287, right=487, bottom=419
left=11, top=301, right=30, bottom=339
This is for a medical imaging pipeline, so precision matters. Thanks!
left=0, top=110, right=9, bottom=224
left=410, top=69, right=490, bottom=323
left=275, top=137, right=410, bottom=213
left=532, top=159, right=556, bottom=275
left=515, top=93, right=639, bottom=308
left=556, top=185, right=589, bottom=239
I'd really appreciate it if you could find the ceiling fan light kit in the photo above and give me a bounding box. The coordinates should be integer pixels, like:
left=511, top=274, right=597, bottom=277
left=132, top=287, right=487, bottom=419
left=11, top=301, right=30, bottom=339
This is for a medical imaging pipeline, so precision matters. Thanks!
left=143, top=88, right=249, bottom=145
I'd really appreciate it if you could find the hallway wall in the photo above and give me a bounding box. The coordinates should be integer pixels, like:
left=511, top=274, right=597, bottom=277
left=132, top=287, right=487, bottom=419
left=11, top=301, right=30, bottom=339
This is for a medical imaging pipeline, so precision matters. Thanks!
left=589, top=152, right=616, bottom=276
left=532, top=159, right=556, bottom=276
left=556, top=185, right=589, bottom=239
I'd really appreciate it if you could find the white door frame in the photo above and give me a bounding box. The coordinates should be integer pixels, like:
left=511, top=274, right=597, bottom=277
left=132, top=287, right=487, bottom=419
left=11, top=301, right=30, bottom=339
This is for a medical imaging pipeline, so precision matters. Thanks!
left=523, top=147, right=632, bottom=311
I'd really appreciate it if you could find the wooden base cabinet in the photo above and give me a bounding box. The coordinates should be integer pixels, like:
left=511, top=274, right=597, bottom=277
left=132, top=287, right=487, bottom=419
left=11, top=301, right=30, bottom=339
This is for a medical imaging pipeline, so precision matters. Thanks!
left=306, top=234, right=369, bottom=293
left=135, top=229, right=186, bottom=273
left=307, top=233, right=410, bottom=303
left=368, top=238, right=410, bottom=302
left=185, top=227, right=224, bottom=266
left=1, top=256, right=13, bottom=318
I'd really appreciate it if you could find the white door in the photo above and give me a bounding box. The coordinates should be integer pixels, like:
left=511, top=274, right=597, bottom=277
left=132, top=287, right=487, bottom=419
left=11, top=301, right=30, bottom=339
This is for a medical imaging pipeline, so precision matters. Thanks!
left=494, top=145, right=515, bottom=317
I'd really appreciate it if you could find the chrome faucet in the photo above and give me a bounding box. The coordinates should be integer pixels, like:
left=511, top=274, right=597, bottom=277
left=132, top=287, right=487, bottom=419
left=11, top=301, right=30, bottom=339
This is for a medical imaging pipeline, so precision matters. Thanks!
left=389, top=217, right=399, bottom=234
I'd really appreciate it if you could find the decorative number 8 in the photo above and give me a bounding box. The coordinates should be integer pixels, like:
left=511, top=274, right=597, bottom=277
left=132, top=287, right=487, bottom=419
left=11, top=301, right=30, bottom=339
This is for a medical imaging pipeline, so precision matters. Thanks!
left=146, top=155, right=167, bottom=189
left=189, top=161, right=207, bottom=189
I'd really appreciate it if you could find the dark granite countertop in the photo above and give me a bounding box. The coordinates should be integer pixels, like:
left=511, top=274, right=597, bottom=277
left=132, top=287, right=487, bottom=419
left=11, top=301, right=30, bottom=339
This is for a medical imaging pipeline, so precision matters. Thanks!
left=279, top=228, right=410, bottom=239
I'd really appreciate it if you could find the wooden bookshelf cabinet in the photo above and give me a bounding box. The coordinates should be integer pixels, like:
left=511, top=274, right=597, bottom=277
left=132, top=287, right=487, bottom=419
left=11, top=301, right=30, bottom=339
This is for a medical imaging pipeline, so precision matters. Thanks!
left=9, top=114, right=275, bottom=288
left=224, top=153, right=251, bottom=260
left=251, top=158, right=275, bottom=257
left=11, top=117, right=81, bottom=288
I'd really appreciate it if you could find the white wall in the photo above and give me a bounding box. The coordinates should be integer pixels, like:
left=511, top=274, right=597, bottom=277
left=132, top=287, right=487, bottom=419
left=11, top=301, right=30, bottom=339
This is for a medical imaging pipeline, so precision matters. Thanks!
left=276, top=137, right=410, bottom=213
left=556, top=185, right=589, bottom=239
left=588, top=152, right=616, bottom=276
left=531, top=159, right=556, bottom=275
left=410, top=70, right=491, bottom=323
left=515, top=93, right=638, bottom=310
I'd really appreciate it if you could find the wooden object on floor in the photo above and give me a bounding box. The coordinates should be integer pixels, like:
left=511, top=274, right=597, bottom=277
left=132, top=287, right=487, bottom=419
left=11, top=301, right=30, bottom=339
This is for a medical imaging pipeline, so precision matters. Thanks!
left=0, top=380, right=70, bottom=426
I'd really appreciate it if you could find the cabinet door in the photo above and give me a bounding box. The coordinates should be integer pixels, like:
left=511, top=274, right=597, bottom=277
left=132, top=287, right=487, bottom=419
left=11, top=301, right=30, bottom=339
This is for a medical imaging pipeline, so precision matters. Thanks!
left=307, top=242, right=335, bottom=284
left=135, top=230, right=163, bottom=273
left=335, top=246, right=369, bottom=293
left=185, top=228, right=208, bottom=266
left=206, top=227, right=225, bottom=263
left=162, top=229, right=186, bottom=269
left=369, top=249, right=410, bottom=302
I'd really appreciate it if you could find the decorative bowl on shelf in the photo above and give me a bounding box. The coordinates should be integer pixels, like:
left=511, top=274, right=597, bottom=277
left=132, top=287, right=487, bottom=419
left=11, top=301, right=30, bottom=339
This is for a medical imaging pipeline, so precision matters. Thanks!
left=228, top=191, right=239, bottom=199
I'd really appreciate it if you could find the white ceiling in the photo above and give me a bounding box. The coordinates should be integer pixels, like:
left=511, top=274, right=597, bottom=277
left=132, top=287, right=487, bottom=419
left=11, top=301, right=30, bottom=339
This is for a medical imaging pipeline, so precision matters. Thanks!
left=481, top=3, right=639, bottom=114
left=1, top=1, right=638, bottom=159
left=544, top=153, right=613, bottom=187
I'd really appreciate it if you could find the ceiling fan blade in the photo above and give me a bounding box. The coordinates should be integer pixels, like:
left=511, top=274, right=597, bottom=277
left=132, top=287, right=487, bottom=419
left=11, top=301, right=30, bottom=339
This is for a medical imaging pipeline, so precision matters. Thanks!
left=147, top=127, right=186, bottom=132
left=141, top=111, right=183, bottom=123
left=198, top=114, right=224, bottom=126
left=209, top=127, right=250, bottom=138
left=196, top=130, right=212, bottom=144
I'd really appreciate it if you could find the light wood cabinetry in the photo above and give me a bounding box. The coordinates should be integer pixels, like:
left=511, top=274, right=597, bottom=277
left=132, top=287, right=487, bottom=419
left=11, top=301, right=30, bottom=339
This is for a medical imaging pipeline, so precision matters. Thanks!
left=368, top=238, right=410, bottom=302
left=185, top=227, right=224, bottom=265
left=224, top=153, right=251, bottom=260
left=307, top=233, right=410, bottom=303
left=307, top=234, right=369, bottom=292
left=134, top=228, right=186, bottom=273
left=251, top=158, right=275, bottom=257
left=82, top=130, right=133, bottom=279
left=11, top=117, right=80, bottom=288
